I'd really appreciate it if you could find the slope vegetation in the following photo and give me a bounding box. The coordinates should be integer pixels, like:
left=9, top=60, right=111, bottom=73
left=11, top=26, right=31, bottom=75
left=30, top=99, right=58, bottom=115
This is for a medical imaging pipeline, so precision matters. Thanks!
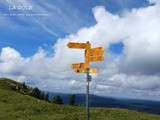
left=0, top=78, right=160, bottom=120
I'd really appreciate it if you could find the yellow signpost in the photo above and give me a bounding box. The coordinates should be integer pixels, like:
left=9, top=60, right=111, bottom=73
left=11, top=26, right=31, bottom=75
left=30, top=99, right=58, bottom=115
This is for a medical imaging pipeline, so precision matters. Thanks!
left=74, top=68, right=97, bottom=74
left=89, top=47, right=104, bottom=62
left=89, top=47, right=104, bottom=57
left=67, top=42, right=90, bottom=49
left=72, top=63, right=87, bottom=70
left=90, top=56, right=104, bottom=62
left=67, top=41, right=104, bottom=120
left=67, top=41, right=104, bottom=74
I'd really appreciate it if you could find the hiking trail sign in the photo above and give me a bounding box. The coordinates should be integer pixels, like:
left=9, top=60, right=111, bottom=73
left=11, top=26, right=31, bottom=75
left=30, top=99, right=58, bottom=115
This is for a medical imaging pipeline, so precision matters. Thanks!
left=67, top=41, right=104, bottom=120
left=67, top=41, right=104, bottom=74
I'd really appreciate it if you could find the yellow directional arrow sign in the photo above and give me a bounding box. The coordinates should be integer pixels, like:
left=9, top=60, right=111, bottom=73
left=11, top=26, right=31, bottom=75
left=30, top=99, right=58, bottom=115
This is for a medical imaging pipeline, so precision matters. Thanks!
left=90, top=56, right=104, bottom=62
left=74, top=69, right=85, bottom=73
left=89, top=47, right=104, bottom=62
left=67, top=41, right=104, bottom=74
left=72, top=63, right=87, bottom=70
left=89, top=68, right=97, bottom=74
left=74, top=68, right=97, bottom=74
left=90, top=47, right=104, bottom=56
left=67, top=42, right=91, bottom=49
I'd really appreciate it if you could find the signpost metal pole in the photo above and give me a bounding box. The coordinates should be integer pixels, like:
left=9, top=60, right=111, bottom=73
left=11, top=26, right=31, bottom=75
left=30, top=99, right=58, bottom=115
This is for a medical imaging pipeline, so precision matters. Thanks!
left=86, top=69, right=90, bottom=120
left=67, top=41, right=104, bottom=120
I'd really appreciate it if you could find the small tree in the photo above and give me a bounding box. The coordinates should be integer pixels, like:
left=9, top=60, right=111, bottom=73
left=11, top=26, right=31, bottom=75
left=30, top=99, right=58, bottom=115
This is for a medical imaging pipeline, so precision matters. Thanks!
left=44, top=93, right=49, bottom=102
left=52, top=95, right=63, bottom=104
left=69, top=94, right=76, bottom=105
left=39, top=91, right=45, bottom=100
left=31, top=87, right=41, bottom=99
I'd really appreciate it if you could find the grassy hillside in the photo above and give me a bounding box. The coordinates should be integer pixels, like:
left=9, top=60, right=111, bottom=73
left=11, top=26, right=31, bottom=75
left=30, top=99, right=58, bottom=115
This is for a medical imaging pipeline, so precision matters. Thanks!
left=0, top=78, right=160, bottom=120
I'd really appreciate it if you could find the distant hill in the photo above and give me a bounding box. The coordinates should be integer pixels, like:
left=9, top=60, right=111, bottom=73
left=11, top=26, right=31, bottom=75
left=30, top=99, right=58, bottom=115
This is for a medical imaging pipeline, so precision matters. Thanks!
left=49, top=93, right=160, bottom=114
left=0, top=78, right=160, bottom=120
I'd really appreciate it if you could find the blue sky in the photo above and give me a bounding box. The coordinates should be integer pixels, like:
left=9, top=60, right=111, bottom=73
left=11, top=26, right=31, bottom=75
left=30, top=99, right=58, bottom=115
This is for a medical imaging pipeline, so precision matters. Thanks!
left=0, top=0, right=150, bottom=57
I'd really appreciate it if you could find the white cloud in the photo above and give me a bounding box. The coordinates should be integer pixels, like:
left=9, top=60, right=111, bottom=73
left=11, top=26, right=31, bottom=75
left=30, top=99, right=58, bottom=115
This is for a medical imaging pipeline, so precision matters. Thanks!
left=1, top=2, right=160, bottom=100
left=148, top=0, right=160, bottom=4
left=0, top=47, right=23, bottom=74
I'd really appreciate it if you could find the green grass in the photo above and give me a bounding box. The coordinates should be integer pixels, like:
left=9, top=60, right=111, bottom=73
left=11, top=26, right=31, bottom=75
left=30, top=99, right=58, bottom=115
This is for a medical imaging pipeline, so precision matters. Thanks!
left=0, top=78, right=160, bottom=120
